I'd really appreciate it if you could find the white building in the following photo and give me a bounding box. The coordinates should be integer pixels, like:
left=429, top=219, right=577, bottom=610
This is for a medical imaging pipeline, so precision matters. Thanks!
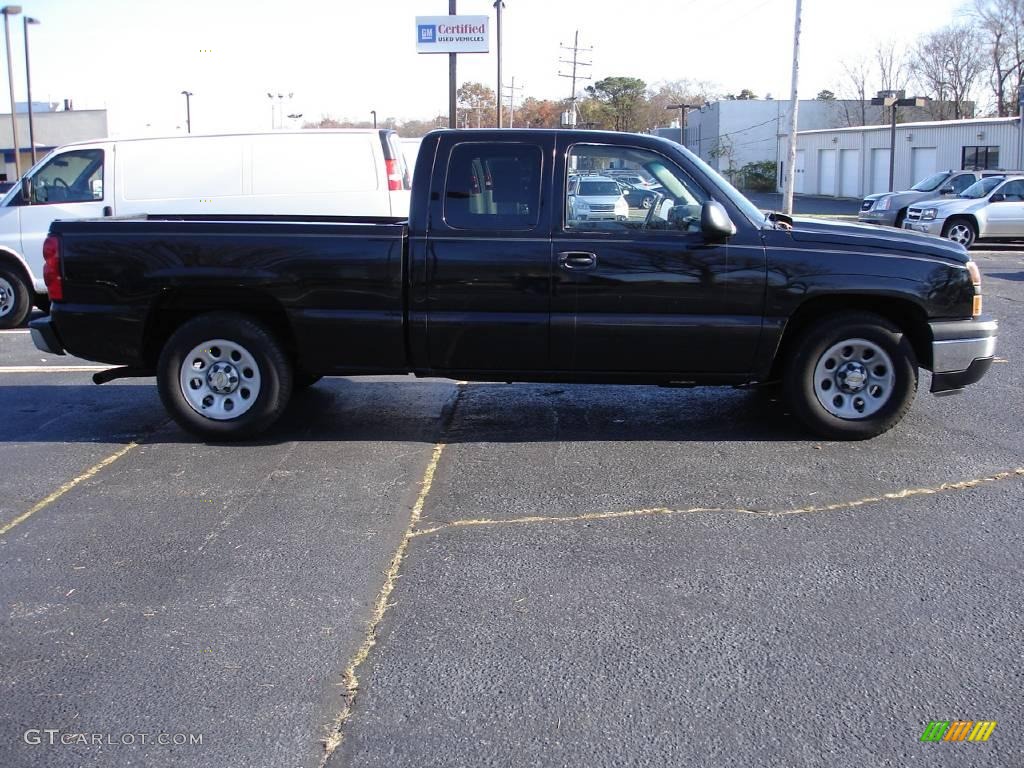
left=0, top=109, right=108, bottom=180
left=778, top=117, right=1020, bottom=198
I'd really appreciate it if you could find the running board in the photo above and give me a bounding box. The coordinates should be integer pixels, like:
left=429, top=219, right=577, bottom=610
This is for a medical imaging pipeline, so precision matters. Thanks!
left=92, top=366, right=155, bottom=385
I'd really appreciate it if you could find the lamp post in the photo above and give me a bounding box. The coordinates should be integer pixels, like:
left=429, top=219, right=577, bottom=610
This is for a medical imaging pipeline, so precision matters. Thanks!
left=665, top=103, right=697, bottom=145
left=494, top=0, right=504, bottom=127
left=2, top=5, right=21, bottom=180
left=180, top=90, right=193, bottom=134
left=870, top=90, right=928, bottom=191
left=22, top=14, right=37, bottom=164
left=371, top=110, right=376, bottom=129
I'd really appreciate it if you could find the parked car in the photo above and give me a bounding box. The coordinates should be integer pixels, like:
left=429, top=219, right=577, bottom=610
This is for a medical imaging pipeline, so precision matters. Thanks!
left=568, top=175, right=629, bottom=221
left=0, top=129, right=411, bottom=328
left=32, top=128, right=995, bottom=442
left=617, top=180, right=660, bottom=209
left=902, top=175, right=1024, bottom=247
left=859, top=169, right=1005, bottom=228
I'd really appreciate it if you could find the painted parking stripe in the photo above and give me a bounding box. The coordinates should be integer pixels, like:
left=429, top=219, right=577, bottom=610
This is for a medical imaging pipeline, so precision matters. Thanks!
left=0, top=365, right=110, bottom=373
left=0, top=329, right=30, bottom=334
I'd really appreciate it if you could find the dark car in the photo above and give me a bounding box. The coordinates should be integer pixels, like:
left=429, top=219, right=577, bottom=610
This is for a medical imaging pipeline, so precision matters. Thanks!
left=617, top=180, right=661, bottom=209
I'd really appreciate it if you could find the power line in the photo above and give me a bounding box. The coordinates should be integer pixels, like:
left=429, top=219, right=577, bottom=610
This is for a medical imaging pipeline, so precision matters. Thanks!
left=503, top=76, right=523, bottom=127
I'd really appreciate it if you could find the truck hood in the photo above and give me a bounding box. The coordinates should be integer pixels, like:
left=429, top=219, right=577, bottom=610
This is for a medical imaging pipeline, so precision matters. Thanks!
left=787, top=217, right=968, bottom=264
left=912, top=196, right=986, bottom=216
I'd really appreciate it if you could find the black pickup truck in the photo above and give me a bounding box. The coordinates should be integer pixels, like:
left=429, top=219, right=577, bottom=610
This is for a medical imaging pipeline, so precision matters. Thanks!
left=31, top=129, right=997, bottom=440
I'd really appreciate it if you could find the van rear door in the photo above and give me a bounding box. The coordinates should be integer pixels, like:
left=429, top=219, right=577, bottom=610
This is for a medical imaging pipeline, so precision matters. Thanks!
left=380, top=130, right=412, bottom=218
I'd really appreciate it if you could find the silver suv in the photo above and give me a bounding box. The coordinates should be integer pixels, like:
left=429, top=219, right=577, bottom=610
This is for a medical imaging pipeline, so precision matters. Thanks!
left=902, top=175, right=1024, bottom=248
left=859, top=170, right=992, bottom=227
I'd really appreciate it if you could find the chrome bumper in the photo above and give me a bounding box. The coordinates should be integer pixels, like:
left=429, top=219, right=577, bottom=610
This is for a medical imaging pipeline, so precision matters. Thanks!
left=929, top=316, right=997, bottom=393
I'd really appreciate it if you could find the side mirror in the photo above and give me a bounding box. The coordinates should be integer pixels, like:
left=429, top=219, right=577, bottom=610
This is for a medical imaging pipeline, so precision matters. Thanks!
left=700, top=200, right=736, bottom=240
left=990, top=193, right=1006, bottom=202
left=939, top=186, right=954, bottom=194
left=20, top=177, right=32, bottom=203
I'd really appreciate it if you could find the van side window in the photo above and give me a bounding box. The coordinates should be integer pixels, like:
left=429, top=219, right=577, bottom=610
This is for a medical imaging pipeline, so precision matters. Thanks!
left=444, top=144, right=542, bottom=230
left=29, top=149, right=104, bottom=204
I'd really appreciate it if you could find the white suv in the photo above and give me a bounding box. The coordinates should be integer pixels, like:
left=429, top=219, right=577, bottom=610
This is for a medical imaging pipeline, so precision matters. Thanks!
left=903, top=175, right=1024, bottom=248
left=568, top=175, right=629, bottom=223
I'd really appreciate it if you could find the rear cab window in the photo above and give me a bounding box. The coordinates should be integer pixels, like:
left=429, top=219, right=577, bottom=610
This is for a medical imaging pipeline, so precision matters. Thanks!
left=443, top=143, right=543, bottom=231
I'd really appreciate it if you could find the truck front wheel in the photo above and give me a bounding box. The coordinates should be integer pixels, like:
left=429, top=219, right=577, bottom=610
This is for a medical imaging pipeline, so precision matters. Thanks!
left=0, top=267, right=31, bottom=329
left=943, top=218, right=976, bottom=248
left=783, top=311, right=918, bottom=440
left=157, top=312, right=293, bottom=440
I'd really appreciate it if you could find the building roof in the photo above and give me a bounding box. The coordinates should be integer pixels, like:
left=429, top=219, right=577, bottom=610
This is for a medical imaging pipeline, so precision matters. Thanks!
left=797, top=116, right=1018, bottom=136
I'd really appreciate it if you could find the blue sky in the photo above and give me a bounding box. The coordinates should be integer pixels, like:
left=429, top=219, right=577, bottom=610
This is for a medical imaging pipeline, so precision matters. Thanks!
left=9, top=0, right=970, bottom=136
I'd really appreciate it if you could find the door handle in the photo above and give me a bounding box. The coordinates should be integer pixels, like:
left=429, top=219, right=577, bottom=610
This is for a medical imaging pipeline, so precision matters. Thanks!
left=558, top=251, right=597, bottom=270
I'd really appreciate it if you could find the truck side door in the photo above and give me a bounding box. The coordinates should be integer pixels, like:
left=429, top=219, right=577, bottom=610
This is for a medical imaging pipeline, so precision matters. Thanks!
left=416, top=136, right=554, bottom=372
left=551, top=139, right=766, bottom=375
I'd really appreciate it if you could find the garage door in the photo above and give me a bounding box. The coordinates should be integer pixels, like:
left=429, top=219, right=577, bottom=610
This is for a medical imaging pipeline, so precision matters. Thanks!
left=871, top=148, right=891, bottom=194
left=910, top=147, right=938, bottom=188
left=840, top=149, right=860, bottom=198
left=818, top=149, right=837, bottom=196
left=794, top=150, right=805, bottom=194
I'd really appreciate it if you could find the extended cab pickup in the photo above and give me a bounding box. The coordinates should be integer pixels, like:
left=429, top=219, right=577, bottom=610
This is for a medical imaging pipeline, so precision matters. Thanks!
left=31, top=129, right=997, bottom=440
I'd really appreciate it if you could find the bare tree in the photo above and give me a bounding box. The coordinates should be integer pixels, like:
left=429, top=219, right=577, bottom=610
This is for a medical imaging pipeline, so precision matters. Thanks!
left=910, top=24, right=984, bottom=119
left=974, top=0, right=1024, bottom=115
left=838, top=56, right=871, bottom=126
left=876, top=40, right=910, bottom=98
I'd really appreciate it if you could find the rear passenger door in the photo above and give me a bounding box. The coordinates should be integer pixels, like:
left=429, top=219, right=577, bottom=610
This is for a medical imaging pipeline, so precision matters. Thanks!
left=419, top=137, right=554, bottom=372
left=985, top=179, right=1024, bottom=236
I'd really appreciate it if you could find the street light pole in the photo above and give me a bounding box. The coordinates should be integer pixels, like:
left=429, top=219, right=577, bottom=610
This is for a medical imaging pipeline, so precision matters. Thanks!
left=23, top=15, right=37, bottom=164
left=2, top=6, right=22, bottom=180
left=666, top=103, right=697, bottom=145
left=180, top=90, right=193, bottom=134
left=870, top=90, right=928, bottom=192
left=371, top=110, right=377, bottom=129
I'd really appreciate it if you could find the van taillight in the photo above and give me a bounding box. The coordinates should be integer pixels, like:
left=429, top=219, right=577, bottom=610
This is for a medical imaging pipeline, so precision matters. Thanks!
left=385, top=158, right=403, bottom=191
left=42, top=235, right=63, bottom=301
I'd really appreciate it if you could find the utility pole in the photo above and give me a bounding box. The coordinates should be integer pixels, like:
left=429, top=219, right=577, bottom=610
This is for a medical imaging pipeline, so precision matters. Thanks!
left=180, top=90, right=193, bottom=134
left=558, top=29, right=592, bottom=127
left=781, top=0, right=802, bottom=215
left=448, top=0, right=457, bottom=129
left=2, top=5, right=21, bottom=180
left=503, top=77, right=522, bottom=128
left=494, top=0, right=504, bottom=127
left=665, top=104, right=698, bottom=145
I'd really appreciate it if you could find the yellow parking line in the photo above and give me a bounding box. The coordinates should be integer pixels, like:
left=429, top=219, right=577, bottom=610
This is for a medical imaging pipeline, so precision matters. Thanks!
left=412, top=466, right=1024, bottom=537
left=0, top=365, right=109, bottom=373
left=319, top=442, right=446, bottom=764
left=0, top=443, right=139, bottom=536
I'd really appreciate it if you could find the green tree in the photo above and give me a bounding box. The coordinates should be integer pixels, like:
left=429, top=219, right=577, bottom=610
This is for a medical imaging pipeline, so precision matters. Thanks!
left=816, top=89, right=837, bottom=100
left=457, top=81, right=496, bottom=128
left=585, top=76, right=648, bottom=131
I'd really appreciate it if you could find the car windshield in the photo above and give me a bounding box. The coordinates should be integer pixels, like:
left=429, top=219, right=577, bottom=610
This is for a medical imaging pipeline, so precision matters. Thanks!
left=911, top=172, right=949, bottom=192
left=578, top=181, right=621, bottom=196
left=960, top=177, right=1003, bottom=199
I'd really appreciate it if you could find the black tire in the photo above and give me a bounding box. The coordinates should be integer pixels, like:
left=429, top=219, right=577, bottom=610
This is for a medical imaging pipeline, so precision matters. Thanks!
left=893, top=208, right=907, bottom=228
left=783, top=311, right=918, bottom=440
left=157, top=312, right=293, bottom=440
left=34, top=293, right=51, bottom=314
left=0, top=266, right=31, bottom=329
left=942, top=217, right=976, bottom=249
left=641, top=195, right=654, bottom=209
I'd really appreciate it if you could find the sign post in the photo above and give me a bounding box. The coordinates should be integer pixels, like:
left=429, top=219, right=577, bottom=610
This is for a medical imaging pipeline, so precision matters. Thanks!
left=416, top=11, right=490, bottom=129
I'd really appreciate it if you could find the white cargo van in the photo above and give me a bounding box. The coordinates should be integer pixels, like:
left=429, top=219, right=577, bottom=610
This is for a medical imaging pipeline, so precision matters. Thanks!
left=0, top=129, right=411, bottom=327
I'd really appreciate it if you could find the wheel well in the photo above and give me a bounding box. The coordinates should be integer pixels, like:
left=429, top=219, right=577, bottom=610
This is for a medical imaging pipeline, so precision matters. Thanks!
left=142, top=288, right=297, bottom=366
left=944, top=214, right=978, bottom=234
left=0, top=249, right=32, bottom=288
left=769, top=295, right=932, bottom=380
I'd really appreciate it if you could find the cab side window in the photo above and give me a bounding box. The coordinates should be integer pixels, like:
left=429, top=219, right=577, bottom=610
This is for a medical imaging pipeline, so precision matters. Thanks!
left=565, top=145, right=708, bottom=234
left=444, top=143, right=542, bottom=230
left=950, top=175, right=975, bottom=194
left=29, top=149, right=104, bottom=204
left=998, top=180, right=1024, bottom=201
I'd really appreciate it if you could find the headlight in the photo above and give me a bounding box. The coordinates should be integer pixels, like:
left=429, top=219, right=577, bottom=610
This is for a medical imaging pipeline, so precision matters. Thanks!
left=921, top=208, right=938, bottom=221
left=575, top=199, right=590, bottom=211
left=876, top=196, right=892, bottom=210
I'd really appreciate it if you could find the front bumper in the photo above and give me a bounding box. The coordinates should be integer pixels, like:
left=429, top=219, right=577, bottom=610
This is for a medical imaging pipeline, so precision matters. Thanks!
left=29, top=315, right=66, bottom=356
left=929, top=315, right=997, bottom=393
left=904, top=218, right=945, bottom=236
left=858, top=209, right=898, bottom=226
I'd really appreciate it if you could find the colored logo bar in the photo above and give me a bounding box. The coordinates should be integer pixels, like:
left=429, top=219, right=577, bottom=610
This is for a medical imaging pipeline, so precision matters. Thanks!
left=920, top=721, right=997, bottom=742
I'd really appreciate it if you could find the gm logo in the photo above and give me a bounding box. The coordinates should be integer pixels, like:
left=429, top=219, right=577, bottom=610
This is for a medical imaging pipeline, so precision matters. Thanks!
left=920, top=720, right=997, bottom=743
left=418, top=24, right=436, bottom=43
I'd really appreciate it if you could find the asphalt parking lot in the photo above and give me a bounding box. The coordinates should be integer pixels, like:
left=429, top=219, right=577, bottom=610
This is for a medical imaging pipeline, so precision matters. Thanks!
left=1, top=249, right=1022, bottom=768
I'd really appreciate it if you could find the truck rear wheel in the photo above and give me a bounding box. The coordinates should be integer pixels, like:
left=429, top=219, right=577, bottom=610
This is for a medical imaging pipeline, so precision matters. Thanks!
left=157, top=313, right=293, bottom=440
left=783, top=311, right=918, bottom=440
left=0, top=267, right=31, bottom=329
left=943, top=218, right=976, bottom=248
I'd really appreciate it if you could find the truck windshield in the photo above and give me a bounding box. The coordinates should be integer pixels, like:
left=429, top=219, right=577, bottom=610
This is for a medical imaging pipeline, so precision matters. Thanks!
left=960, top=177, right=1003, bottom=199
left=577, top=181, right=621, bottom=196
left=911, top=172, right=949, bottom=192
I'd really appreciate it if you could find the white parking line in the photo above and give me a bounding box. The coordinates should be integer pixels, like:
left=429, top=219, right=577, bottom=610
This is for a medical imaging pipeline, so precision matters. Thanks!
left=0, top=329, right=30, bottom=334
left=0, top=365, right=109, bottom=373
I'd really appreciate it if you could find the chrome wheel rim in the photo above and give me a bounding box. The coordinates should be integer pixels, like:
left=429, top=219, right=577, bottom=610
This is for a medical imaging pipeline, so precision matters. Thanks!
left=0, top=276, right=14, bottom=318
left=813, top=338, right=895, bottom=420
left=946, top=224, right=973, bottom=247
left=179, top=339, right=261, bottom=420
